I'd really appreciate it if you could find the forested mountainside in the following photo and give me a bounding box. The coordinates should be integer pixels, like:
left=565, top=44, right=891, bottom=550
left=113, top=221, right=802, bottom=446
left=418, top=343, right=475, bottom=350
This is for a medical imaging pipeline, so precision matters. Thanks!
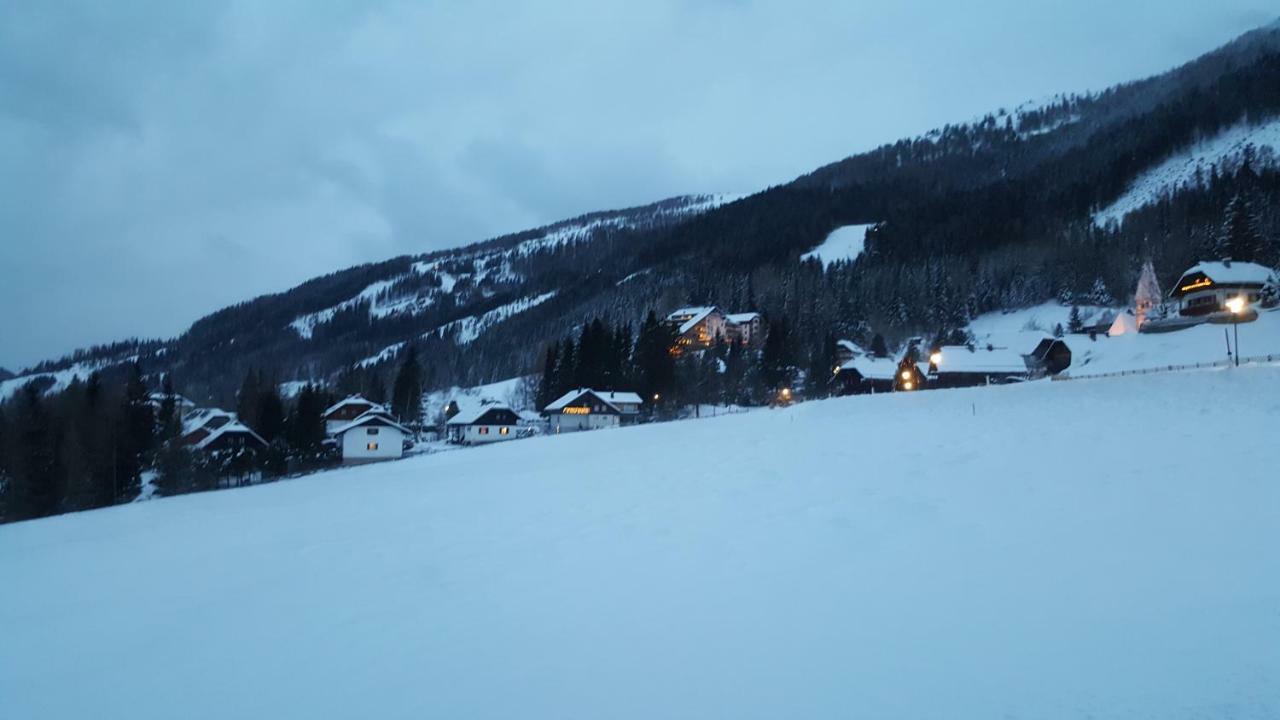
left=7, top=20, right=1280, bottom=407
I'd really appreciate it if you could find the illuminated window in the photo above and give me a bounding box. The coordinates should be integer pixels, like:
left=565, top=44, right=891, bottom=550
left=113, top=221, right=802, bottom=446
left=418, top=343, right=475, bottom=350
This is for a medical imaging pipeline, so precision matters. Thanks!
left=367, top=442, right=379, bottom=451
left=499, top=427, right=509, bottom=435
left=479, top=427, right=490, bottom=435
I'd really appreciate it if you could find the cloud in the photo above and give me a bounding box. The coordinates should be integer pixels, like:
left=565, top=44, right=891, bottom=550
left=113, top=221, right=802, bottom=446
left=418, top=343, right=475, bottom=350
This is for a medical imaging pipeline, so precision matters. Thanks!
left=0, top=0, right=1273, bottom=369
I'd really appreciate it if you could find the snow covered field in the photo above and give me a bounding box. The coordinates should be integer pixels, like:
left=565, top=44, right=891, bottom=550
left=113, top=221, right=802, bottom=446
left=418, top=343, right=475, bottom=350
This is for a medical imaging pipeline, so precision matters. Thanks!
left=801, top=223, right=873, bottom=267
left=3, top=368, right=1279, bottom=719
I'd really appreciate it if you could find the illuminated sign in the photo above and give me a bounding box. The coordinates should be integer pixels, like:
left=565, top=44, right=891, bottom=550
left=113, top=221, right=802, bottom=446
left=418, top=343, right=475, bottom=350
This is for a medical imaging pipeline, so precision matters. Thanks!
left=562, top=407, right=590, bottom=415
left=1179, top=277, right=1213, bottom=293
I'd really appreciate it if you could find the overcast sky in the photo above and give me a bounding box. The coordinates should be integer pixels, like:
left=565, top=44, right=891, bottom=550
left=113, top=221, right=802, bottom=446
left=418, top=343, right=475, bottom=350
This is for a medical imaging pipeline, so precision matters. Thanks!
left=0, top=1, right=1274, bottom=370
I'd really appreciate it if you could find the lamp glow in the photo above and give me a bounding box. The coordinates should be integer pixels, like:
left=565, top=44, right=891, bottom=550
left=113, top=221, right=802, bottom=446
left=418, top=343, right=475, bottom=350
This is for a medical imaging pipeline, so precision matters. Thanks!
left=1226, top=296, right=1246, bottom=314
left=929, top=351, right=942, bottom=365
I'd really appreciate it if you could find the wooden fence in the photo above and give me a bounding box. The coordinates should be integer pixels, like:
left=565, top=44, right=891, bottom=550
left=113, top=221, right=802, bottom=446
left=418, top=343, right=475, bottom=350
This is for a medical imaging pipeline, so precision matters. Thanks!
left=1052, top=354, right=1280, bottom=382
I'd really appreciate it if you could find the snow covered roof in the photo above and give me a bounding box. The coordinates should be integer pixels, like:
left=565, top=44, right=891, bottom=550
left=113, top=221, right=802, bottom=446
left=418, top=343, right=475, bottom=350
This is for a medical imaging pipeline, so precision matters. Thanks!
left=193, top=421, right=267, bottom=451
left=182, top=408, right=237, bottom=436
left=725, top=312, right=761, bottom=324
left=322, top=395, right=386, bottom=419
left=149, top=392, right=195, bottom=409
left=836, top=339, right=864, bottom=356
left=543, top=388, right=642, bottom=414
left=665, top=306, right=720, bottom=335
left=332, top=410, right=410, bottom=436
left=838, top=356, right=899, bottom=381
left=1177, top=261, right=1275, bottom=288
left=446, top=402, right=514, bottom=426
left=931, top=346, right=1029, bottom=374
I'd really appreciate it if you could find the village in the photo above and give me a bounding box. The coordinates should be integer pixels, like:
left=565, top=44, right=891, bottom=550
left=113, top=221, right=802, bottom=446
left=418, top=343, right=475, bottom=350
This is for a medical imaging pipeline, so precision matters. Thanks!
left=159, top=257, right=1278, bottom=480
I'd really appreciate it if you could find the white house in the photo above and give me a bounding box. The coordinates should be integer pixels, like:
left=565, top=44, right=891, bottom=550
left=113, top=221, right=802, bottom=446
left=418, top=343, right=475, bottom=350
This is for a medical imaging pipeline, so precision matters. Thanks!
left=331, top=410, right=409, bottom=465
left=543, top=388, right=643, bottom=433
left=1170, top=261, right=1275, bottom=316
left=446, top=402, right=524, bottom=445
left=724, top=312, right=763, bottom=346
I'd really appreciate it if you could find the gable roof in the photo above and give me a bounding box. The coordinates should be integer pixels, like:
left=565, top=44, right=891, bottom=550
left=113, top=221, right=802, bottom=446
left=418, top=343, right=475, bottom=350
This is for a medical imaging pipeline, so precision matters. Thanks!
left=1177, top=261, right=1275, bottom=288
left=332, top=410, right=410, bottom=436
left=193, top=421, right=267, bottom=451
left=665, top=306, right=720, bottom=335
left=725, top=312, right=761, bottom=324
left=543, top=388, right=641, bottom=414
left=838, top=356, right=898, bottom=381
left=931, top=346, right=1029, bottom=374
left=836, top=339, right=864, bottom=356
left=322, top=395, right=385, bottom=419
left=182, top=407, right=237, bottom=436
left=446, top=402, right=515, bottom=426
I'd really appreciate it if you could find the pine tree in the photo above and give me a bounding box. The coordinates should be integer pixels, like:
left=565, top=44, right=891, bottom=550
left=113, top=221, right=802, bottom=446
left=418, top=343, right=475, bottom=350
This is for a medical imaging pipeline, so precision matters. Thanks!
left=1068, top=305, right=1084, bottom=333
left=1087, top=278, right=1114, bottom=306
left=537, top=340, right=559, bottom=410
left=256, top=385, right=286, bottom=443
left=115, top=363, right=155, bottom=503
left=1215, top=193, right=1263, bottom=262
left=236, top=368, right=261, bottom=428
left=391, top=345, right=424, bottom=424
left=869, top=333, right=889, bottom=358
left=158, top=375, right=181, bottom=443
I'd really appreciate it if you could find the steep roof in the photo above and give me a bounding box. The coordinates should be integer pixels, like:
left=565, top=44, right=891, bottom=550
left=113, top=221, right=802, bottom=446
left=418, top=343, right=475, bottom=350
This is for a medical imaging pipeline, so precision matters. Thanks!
left=332, top=410, right=410, bottom=436
left=838, top=356, right=898, bottom=381
left=446, top=402, right=514, bottom=426
left=836, top=339, right=864, bottom=356
left=931, top=346, right=1029, bottom=374
left=1178, top=261, right=1275, bottom=287
left=665, top=306, right=719, bottom=335
left=322, top=395, right=385, bottom=419
left=543, top=388, right=641, bottom=413
left=193, top=421, right=267, bottom=451
left=182, top=407, right=236, bottom=436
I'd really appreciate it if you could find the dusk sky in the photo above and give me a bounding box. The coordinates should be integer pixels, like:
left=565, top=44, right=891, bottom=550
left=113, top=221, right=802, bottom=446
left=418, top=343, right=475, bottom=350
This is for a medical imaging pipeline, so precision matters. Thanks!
left=1, top=1, right=1275, bottom=370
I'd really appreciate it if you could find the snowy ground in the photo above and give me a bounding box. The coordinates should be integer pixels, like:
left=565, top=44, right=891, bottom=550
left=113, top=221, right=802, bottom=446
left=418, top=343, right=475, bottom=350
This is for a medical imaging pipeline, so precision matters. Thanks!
left=801, top=223, right=873, bottom=267
left=3, top=366, right=1279, bottom=719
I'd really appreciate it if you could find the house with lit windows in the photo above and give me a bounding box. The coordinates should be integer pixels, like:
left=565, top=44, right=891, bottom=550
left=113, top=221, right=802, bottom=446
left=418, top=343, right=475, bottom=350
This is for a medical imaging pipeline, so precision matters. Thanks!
left=542, top=388, right=643, bottom=433
left=1169, top=260, right=1275, bottom=316
left=331, top=409, right=409, bottom=464
left=446, top=402, right=523, bottom=445
left=665, top=306, right=727, bottom=354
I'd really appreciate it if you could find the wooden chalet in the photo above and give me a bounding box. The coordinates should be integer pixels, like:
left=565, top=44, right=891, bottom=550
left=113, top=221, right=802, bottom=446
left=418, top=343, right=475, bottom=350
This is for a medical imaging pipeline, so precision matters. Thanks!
left=446, top=402, right=523, bottom=445
left=830, top=356, right=899, bottom=395
left=543, top=388, right=643, bottom=433
left=928, top=345, right=1031, bottom=388
left=1169, top=261, right=1274, bottom=316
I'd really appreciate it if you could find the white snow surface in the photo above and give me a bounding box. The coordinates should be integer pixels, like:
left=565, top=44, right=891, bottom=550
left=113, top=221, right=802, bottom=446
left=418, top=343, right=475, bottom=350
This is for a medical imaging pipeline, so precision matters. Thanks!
left=2, top=368, right=1279, bottom=719
left=801, top=224, right=874, bottom=267
left=1094, top=116, right=1280, bottom=227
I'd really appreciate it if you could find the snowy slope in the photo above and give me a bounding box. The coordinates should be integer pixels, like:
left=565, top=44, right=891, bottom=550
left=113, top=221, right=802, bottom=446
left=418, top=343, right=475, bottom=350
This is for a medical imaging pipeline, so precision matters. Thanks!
left=966, top=303, right=1280, bottom=376
left=1094, top=116, right=1280, bottom=226
left=0, top=355, right=137, bottom=402
left=801, top=223, right=873, bottom=267
left=3, top=368, right=1279, bottom=719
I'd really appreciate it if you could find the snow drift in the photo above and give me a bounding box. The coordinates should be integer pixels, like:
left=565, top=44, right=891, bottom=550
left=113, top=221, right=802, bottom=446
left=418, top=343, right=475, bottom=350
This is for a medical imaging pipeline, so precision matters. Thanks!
left=2, top=367, right=1279, bottom=719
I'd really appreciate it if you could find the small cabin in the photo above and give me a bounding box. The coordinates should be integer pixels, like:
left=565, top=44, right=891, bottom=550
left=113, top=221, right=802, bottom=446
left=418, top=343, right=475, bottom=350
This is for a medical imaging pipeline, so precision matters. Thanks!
left=831, top=356, right=898, bottom=395
left=446, top=403, right=523, bottom=445
left=322, top=396, right=387, bottom=436
left=332, top=410, right=409, bottom=464
left=834, top=339, right=866, bottom=366
left=1170, top=261, right=1274, bottom=316
left=543, top=388, right=642, bottom=433
left=1028, top=337, right=1072, bottom=376
left=929, top=345, right=1031, bottom=388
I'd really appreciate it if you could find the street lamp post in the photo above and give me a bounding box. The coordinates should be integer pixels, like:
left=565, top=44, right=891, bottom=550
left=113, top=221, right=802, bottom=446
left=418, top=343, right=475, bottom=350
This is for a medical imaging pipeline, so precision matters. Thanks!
left=1225, top=296, right=1246, bottom=367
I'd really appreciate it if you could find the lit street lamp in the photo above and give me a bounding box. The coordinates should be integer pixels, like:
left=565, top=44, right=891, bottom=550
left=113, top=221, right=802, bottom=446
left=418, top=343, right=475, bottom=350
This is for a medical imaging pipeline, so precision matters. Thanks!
left=1225, top=296, right=1246, bottom=367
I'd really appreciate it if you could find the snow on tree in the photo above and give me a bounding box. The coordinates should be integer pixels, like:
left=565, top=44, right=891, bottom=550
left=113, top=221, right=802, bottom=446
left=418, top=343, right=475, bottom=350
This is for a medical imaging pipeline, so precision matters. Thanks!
left=1087, top=278, right=1114, bottom=307
left=1214, top=193, right=1264, bottom=262
left=1133, top=259, right=1163, bottom=326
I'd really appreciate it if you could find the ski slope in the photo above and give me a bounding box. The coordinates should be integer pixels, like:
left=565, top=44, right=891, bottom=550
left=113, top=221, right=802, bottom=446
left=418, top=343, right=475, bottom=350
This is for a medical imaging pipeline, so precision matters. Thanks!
left=801, top=223, right=873, bottom=267
left=3, top=368, right=1279, bottom=719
